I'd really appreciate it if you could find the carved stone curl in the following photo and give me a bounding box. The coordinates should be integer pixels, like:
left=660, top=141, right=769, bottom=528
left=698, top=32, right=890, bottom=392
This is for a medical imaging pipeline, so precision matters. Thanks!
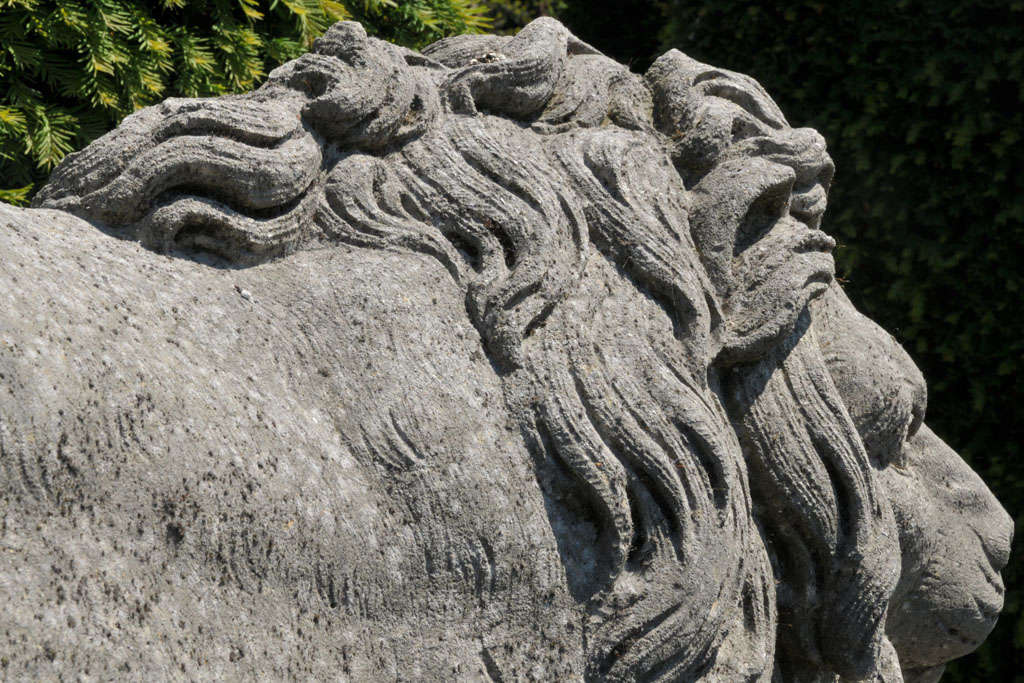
left=1, top=18, right=1011, bottom=682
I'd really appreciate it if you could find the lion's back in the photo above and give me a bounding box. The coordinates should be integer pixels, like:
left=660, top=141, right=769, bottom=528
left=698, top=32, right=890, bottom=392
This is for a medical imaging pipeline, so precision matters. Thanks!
left=0, top=204, right=581, bottom=679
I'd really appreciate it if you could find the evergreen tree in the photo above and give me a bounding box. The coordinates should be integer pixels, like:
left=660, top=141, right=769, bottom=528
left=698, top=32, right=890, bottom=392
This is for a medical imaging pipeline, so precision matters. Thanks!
left=0, top=0, right=491, bottom=204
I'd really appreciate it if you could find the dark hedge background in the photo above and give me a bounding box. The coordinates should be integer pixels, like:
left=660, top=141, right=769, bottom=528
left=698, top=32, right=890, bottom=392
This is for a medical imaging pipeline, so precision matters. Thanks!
left=552, top=0, right=1023, bottom=680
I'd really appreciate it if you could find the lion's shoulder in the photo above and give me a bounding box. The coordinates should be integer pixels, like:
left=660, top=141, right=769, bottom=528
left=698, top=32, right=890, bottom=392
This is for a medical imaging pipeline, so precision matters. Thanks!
left=0, top=204, right=580, bottom=678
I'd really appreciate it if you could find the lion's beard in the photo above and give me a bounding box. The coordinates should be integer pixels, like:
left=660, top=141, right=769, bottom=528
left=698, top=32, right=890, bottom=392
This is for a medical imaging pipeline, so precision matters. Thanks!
left=723, top=312, right=902, bottom=680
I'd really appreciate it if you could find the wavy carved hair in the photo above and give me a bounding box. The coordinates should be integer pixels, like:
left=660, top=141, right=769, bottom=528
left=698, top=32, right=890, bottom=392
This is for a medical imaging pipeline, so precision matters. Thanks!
left=35, top=18, right=898, bottom=681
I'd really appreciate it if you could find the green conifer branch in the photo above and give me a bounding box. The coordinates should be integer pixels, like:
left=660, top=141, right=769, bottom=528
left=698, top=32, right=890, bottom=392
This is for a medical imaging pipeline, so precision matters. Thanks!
left=1, top=0, right=494, bottom=202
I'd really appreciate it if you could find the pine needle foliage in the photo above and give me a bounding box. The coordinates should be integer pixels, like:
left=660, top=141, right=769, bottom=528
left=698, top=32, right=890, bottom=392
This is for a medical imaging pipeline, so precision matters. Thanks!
left=0, top=0, right=491, bottom=204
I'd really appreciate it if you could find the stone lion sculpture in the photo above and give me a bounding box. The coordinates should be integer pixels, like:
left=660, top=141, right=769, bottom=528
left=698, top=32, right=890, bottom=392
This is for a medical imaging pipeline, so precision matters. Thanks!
left=0, top=18, right=1011, bottom=682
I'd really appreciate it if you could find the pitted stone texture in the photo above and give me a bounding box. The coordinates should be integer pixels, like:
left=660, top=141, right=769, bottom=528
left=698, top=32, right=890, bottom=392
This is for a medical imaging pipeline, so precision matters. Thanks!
left=4, top=18, right=1012, bottom=682
left=0, top=206, right=580, bottom=680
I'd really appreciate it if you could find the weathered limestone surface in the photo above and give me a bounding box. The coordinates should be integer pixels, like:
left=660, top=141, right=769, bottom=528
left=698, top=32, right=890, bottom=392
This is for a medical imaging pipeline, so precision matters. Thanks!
left=0, top=18, right=1012, bottom=682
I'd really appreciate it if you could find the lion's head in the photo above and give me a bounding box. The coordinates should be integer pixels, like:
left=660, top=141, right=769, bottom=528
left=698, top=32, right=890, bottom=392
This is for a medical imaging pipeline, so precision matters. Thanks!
left=34, top=18, right=1011, bottom=682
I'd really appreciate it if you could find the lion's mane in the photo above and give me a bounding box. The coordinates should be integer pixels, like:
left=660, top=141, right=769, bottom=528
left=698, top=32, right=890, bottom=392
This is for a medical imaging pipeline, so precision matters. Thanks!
left=34, top=19, right=900, bottom=681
